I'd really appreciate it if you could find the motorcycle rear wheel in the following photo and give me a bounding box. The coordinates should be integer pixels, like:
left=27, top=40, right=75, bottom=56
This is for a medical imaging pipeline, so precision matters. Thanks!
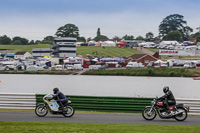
left=62, top=105, right=75, bottom=117
left=142, top=107, right=157, bottom=120
left=35, top=104, right=48, bottom=117
left=174, top=107, right=187, bottom=121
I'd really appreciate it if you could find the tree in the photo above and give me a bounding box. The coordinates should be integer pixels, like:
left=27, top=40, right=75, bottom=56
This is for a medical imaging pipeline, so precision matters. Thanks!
left=97, top=28, right=101, bottom=36
left=93, top=35, right=108, bottom=42
left=122, top=35, right=134, bottom=40
left=0, top=35, right=11, bottom=44
left=29, top=40, right=35, bottom=45
left=87, top=37, right=92, bottom=42
left=159, top=14, right=193, bottom=41
left=55, top=23, right=79, bottom=38
left=93, top=28, right=108, bottom=41
left=196, top=26, right=200, bottom=33
left=42, top=35, right=54, bottom=44
left=77, top=36, right=86, bottom=42
left=43, top=36, right=54, bottom=41
left=136, top=36, right=144, bottom=40
left=163, top=30, right=182, bottom=42
left=145, top=32, right=154, bottom=41
left=191, top=32, right=200, bottom=43
left=12, top=36, right=29, bottom=45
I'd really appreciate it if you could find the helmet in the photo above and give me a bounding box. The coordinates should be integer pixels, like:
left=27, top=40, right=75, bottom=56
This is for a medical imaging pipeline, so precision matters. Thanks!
left=53, top=87, right=59, bottom=94
left=163, top=86, right=169, bottom=93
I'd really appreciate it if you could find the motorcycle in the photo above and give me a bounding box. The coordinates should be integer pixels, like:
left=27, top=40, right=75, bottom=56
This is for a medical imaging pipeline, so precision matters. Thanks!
left=35, top=94, right=75, bottom=117
left=142, top=97, right=189, bottom=121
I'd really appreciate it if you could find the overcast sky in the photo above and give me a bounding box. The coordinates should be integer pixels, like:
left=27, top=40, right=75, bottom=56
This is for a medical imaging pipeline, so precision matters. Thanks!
left=0, top=0, right=199, bottom=41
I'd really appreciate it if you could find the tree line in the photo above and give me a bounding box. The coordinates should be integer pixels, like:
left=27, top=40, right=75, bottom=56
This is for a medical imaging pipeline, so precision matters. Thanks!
left=0, top=14, right=200, bottom=45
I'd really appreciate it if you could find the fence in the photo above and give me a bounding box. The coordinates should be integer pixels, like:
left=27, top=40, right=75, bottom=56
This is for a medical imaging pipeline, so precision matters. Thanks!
left=0, top=93, right=200, bottom=115
left=0, top=93, right=36, bottom=109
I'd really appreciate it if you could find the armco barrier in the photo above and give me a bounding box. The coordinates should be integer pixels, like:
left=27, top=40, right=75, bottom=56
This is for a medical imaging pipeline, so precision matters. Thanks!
left=36, top=94, right=153, bottom=113
left=1, top=93, right=200, bottom=115
left=0, top=93, right=36, bottom=109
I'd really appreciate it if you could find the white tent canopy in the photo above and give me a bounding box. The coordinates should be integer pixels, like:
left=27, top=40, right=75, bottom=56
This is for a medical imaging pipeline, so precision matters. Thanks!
left=160, top=41, right=179, bottom=46
left=101, top=41, right=116, bottom=47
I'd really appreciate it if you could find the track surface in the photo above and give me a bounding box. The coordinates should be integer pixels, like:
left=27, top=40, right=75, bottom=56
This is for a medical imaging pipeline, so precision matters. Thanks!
left=0, top=112, right=200, bottom=126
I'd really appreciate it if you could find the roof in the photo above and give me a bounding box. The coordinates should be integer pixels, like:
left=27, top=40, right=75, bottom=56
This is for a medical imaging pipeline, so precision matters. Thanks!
left=129, top=54, right=146, bottom=59
left=15, top=52, right=26, bottom=55
left=128, top=54, right=157, bottom=60
left=5, top=53, right=15, bottom=56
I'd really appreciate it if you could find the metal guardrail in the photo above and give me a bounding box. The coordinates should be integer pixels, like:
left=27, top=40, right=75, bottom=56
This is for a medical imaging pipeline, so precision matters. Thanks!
left=0, top=93, right=200, bottom=115
left=176, top=98, right=200, bottom=115
left=0, top=93, right=36, bottom=109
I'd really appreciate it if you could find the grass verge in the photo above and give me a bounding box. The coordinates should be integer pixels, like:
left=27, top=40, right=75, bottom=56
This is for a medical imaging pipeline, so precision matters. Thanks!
left=0, top=121, right=200, bottom=133
left=0, top=70, right=74, bottom=75
left=83, top=68, right=200, bottom=77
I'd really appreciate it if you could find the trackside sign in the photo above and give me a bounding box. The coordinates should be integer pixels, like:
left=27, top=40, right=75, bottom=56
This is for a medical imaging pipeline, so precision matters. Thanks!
left=159, top=50, right=200, bottom=56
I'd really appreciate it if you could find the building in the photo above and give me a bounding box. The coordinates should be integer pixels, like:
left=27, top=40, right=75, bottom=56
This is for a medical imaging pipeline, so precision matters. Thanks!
left=32, top=48, right=52, bottom=58
left=52, top=37, right=77, bottom=58
left=14, top=52, right=32, bottom=60
left=128, top=54, right=157, bottom=67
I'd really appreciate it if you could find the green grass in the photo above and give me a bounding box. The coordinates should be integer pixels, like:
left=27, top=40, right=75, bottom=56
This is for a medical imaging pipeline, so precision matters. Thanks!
left=148, top=48, right=159, bottom=53
left=83, top=68, right=200, bottom=77
left=0, top=44, right=142, bottom=57
left=0, top=121, right=199, bottom=133
left=0, top=44, right=51, bottom=53
left=0, top=70, right=74, bottom=75
left=77, top=46, right=142, bottom=57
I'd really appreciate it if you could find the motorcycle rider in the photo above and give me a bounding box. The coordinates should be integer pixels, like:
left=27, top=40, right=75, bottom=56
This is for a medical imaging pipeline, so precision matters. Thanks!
left=53, top=88, right=68, bottom=111
left=158, top=86, right=176, bottom=115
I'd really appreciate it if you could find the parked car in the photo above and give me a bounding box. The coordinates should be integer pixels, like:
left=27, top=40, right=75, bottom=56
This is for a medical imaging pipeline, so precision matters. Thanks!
left=116, top=42, right=127, bottom=47
left=95, top=62, right=109, bottom=70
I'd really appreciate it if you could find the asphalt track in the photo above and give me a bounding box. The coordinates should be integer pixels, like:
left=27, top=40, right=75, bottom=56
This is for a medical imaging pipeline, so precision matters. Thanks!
left=0, top=112, right=200, bottom=126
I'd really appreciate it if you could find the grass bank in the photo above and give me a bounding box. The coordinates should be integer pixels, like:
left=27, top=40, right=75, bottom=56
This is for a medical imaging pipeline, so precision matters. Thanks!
left=0, top=44, right=141, bottom=57
left=0, top=44, right=51, bottom=53
left=77, top=46, right=142, bottom=57
left=0, top=121, right=199, bottom=133
left=83, top=68, right=200, bottom=77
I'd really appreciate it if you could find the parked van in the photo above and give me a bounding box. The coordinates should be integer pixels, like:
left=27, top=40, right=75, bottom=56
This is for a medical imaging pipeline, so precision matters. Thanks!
left=73, top=64, right=83, bottom=70
left=184, top=61, right=196, bottom=68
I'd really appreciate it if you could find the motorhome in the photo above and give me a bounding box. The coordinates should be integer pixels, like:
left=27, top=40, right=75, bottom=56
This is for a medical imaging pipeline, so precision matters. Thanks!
left=184, top=61, right=197, bottom=68
left=126, top=62, right=144, bottom=68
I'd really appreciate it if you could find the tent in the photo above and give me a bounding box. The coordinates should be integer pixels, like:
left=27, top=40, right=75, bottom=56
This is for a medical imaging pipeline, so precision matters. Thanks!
left=43, top=56, right=52, bottom=58
left=160, top=41, right=179, bottom=46
left=101, top=41, right=116, bottom=47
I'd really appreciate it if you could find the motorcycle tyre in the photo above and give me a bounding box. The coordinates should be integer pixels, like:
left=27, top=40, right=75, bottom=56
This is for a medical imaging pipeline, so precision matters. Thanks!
left=174, top=107, right=187, bottom=121
left=142, top=107, right=157, bottom=120
left=62, top=106, right=75, bottom=117
left=35, top=104, right=48, bottom=117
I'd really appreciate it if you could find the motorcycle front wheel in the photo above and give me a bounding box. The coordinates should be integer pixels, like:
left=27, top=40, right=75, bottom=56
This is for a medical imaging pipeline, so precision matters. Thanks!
left=62, top=105, right=75, bottom=117
left=35, top=104, right=48, bottom=117
left=142, top=107, right=157, bottom=120
left=174, top=107, right=187, bottom=121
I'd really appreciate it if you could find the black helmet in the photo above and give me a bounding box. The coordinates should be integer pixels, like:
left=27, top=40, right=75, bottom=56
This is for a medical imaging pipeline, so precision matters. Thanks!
left=53, top=87, right=59, bottom=94
left=163, top=86, right=169, bottom=93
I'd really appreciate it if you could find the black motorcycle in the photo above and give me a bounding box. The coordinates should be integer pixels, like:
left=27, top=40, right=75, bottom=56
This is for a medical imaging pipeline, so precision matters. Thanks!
left=142, top=97, right=189, bottom=121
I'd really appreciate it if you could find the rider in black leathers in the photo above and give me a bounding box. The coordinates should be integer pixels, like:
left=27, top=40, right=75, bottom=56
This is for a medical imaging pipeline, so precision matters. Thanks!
left=158, top=86, right=176, bottom=114
left=53, top=88, right=68, bottom=111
